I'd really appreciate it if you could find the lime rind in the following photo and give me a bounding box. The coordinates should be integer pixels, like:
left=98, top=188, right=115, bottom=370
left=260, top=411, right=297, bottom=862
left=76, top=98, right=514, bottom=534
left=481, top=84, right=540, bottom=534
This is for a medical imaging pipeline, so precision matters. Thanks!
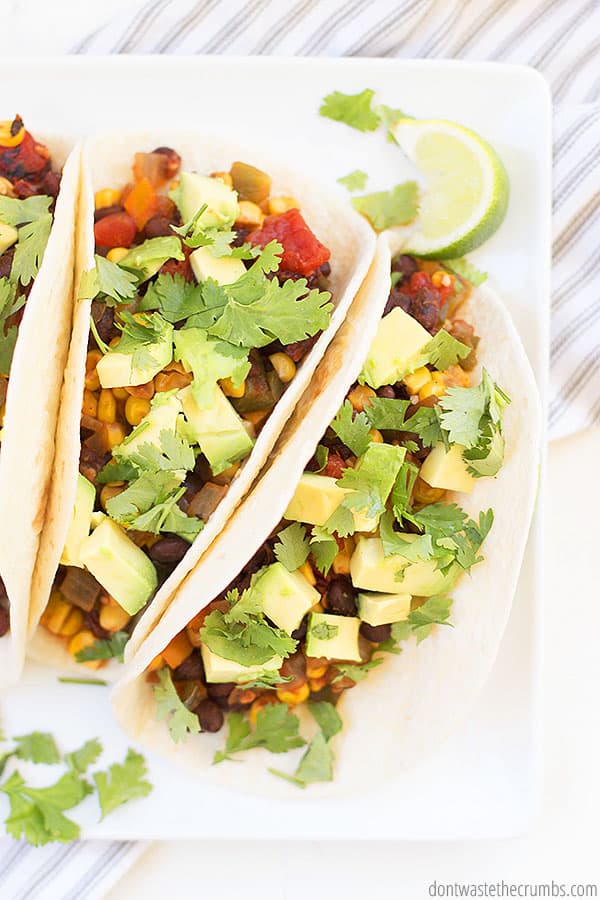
left=391, top=118, right=509, bottom=259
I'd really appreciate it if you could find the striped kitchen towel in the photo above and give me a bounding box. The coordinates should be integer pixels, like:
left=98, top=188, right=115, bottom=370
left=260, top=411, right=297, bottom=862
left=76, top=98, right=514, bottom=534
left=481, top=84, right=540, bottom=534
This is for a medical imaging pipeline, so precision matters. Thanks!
left=2, top=2, right=597, bottom=899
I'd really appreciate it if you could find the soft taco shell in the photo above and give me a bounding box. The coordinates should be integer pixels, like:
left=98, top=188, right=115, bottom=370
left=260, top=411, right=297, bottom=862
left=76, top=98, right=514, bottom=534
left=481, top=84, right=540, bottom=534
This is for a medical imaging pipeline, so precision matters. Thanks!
left=0, top=136, right=80, bottom=687
left=27, top=131, right=375, bottom=675
left=111, top=233, right=542, bottom=796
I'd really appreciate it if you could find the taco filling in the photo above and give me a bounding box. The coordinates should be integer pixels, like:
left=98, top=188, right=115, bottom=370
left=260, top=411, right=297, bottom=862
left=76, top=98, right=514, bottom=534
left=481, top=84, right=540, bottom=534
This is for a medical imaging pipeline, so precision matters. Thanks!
left=145, top=254, right=510, bottom=784
left=0, top=115, right=62, bottom=640
left=40, top=149, right=334, bottom=667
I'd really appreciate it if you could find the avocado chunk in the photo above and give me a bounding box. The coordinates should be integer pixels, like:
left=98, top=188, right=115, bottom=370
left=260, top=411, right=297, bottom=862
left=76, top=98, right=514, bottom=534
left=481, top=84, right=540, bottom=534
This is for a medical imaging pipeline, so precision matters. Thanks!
left=284, top=472, right=378, bottom=533
left=60, top=474, right=96, bottom=568
left=200, top=644, right=283, bottom=684
left=179, top=383, right=254, bottom=476
left=360, top=306, right=431, bottom=389
left=114, top=392, right=183, bottom=461
left=190, top=246, right=246, bottom=285
left=305, top=612, right=361, bottom=662
left=357, top=591, right=411, bottom=627
left=0, top=222, right=18, bottom=256
left=251, top=562, right=319, bottom=635
left=79, top=518, right=157, bottom=615
left=419, top=442, right=475, bottom=493
left=350, top=535, right=459, bottom=596
left=174, top=172, right=239, bottom=228
left=97, top=322, right=174, bottom=389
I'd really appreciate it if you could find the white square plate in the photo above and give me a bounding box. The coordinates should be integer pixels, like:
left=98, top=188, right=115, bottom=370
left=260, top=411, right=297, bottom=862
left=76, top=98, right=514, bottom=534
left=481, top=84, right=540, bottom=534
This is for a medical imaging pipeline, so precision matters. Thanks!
left=0, top=56, right=550, bottom=841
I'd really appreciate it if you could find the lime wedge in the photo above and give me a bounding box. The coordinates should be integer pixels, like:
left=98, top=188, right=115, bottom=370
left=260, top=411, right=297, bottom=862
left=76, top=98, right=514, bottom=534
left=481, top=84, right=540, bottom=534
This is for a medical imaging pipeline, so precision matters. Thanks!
left=391, top=118, right=509, bottom=258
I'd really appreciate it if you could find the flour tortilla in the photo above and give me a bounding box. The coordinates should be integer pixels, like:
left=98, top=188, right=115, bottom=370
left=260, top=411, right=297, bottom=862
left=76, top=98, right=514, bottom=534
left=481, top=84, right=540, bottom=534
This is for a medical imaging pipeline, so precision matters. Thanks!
left=0, top=136, right=80, bottom=687
left=111, top=232, right=542, bottom=794
left=27, top=131, right=375, bottom=675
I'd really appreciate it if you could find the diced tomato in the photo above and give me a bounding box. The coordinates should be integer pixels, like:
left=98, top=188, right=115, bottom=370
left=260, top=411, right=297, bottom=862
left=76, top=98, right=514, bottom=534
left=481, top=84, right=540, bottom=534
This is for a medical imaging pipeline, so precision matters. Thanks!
left=322, top=452, right=347, bottom=479
left=123, top=176, right=159, bottom=231
left=159, top=242, right=193, bottom=281
left=248, top=208, right=330, bottom=277
left=94, top=212, right=136, bottom=249
left=0, top=131, right=50, bottom=181
left=408, top=271, right=432, bottom=292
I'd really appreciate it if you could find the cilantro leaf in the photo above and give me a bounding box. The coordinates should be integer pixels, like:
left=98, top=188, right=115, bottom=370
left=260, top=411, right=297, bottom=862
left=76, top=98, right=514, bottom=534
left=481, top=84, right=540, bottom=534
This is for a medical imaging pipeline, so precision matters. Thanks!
left=444, top=257, right=488, bottom=287
left=271, top=731, right=334, bottom=788
left=213, top=703, right=306, bottom=763
left=438, top=369, right=509, bottom=450
left=376, top=105, right=408, bottom=141
left=408, top=595, right=453, bottom=643
left=96, top=459, right=139, bottom=484
left=11, top=214, right=52, bottom=286
left=330, top=399, right=371, bottom=456
left=1, top=771, right=90, bottom=845
left=309, top=526, right=339, bottom=576
left=402, top=405, right=444, bottom=448
left=78, top=254, right=138, bottom=304
left=337, top=170, right=368, bottom=192
left=13, top=733, right=60, bottom=765
left=273, top=522, right=310, bottom=572
left=173, top=327, right=250, bottom=409
left=74, top=631, right=129, bottom=663
left=380, top=510, right=434, bottom=562
left=139, top=272, right=206, bottom=323
left=153, top=668, right=201, bottom=743
left=417, top=329, right=471, bottom=371
left=352, top=182, right=418, bottom=231
left=390, top=459, right=418, bottom=521
left=237, top=673, right=293, bottom=691
left=0, top=277, right=26, bottom=376
left=65, top=739, right=103, bottom=775
left=310, top=621, right=338, bottom=641
left=334, top=658, right=384, bottom=684
left=323, top=503, right=355, bottom=539
left=309, top=701, right=343, bottom=741
left=364, top=396, right=410, bottom=431
left=125, top=430, right=196, bottom=475
left=106, top=470, right=183, bottom=525
left=406, top=502, right=468, bottom=538
left=314, top=445, right=329, bottom=473
left=320, top=88, right=381, bottom=132
left=0, top=194, right=52, bottom=227
left=337, top=443, right=406, bottom=520
left=93, top=748, right=152, bottom=819
left=114, top=311, right=174, bottom=372
left=463, top=424, right=505, bottom=477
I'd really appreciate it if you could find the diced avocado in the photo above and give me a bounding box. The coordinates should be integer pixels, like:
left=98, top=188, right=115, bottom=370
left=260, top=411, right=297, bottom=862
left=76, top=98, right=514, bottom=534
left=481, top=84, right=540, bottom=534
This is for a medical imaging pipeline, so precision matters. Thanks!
left=114, top=392, right=183, bottom=461
left=90, top=510, right=107, bottom=529
left=251, top=562, right=319, bottom=635
left=179, top=383, right=254, bottom=476
left=174, top=172, right=239, bottom=228
left=190, top=246, right=246, bottom=285
left=60, top=474, right=96, bottom=568
left=350, top=535, right=459, bottom=596
left=419, top=442, right=475, bottom=493
left=97, top=322, right=174, bottom=389
left=305, top=612, right=361, bottom=662
left=117, top=236, right=183, bottom=282
left=284, top=473, right=378, bottom=533
left=357, top=591, right=411, bottom=627
left=79, top=518, right=157, bottom=615
left=200, top=644, right=283, bottom=684
left=360, top=306, right=431, bottom=389
left=0, top=222, right=18, bottom=256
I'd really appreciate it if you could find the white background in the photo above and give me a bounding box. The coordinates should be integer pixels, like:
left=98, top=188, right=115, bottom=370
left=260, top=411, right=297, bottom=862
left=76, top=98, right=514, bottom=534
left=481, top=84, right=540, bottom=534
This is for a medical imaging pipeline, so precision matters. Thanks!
left=1, top=1, right=599, bottom=897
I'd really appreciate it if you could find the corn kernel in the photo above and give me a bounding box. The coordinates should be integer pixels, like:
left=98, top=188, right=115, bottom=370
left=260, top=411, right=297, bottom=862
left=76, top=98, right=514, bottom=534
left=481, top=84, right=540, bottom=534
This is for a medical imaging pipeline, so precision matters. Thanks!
left=404, top=366, right=431, bottom=394
left=82, top=389, right=98, bottom=418
left=268, top=352, right=296, bottom=384
left=105, top=422, right=128, bottom=449
left=111, top=387, right=129, bottom=400
left=418, top=381, right=445, bottom=401
left=311, top=601, right=324, bottom=614
left=99, top=603, right=131, bottom=632
left=162, top=631, right=194, bottom=669
left=368, top=428, right=383, bottom=443
left=125, top=395, right=151, bottom=426
left=220, top=376, right=246, bottom=398
left=106, top=246, right=129, bottom=264
left=40, top=592, right=72, bottom=635
left=68, top=630, right=103, bottom=670
left=58, top=607, right=84, bottom=637
left=306, top=659, right=328, bottom=679
left=431, top=270, right=454, bottom=289
left=147, top=654, right=164, bottom=672
left=332, top=537, right=354, bottom=576
left=94, top=188, right=121, bottom=210
left=0, top=176, right=15, bottom=197
left=268, top=196, right=298, bottom=215
left=85, top=350, right=102, bottom=392
left=243, top=409, right=269, bottom=428
left=347, top=385, right=376, bottom=413
left=277, top=683, right=310, bottom=706
left=0, top=118, right=25, bottom=148
left=298, top=560, right=316, bottom=585
left=97, top=389, right=117, bottom=423
left=236, top=200, right=264, bottom=227
left=309, top=677, right=328, bottom=693
left=210, top=171, right=233, bottom=187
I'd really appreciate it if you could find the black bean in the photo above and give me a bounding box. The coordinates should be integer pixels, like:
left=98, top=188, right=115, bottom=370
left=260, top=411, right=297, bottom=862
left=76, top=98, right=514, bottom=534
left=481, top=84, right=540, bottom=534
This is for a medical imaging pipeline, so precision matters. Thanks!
left=0, top=248, right=15, bottom=279
left=0, top=606, right=9, bottom=638
left=194, top=699, right=224, bottom=732
left=206, top=682, right=235, bottom=708
left=83, top=608, right=110, bottom=640
left=173, top=650, right=205, bottom=683
left=291, top=616, right=308, bottom=642
left=384, top=289, right=411, bottom=317
left=391, top=254, right=418, bottom=278
left=144, top=216, right=174, bottom=239
left=326, top=577, right=357, bottom=616
left=151, top=146, right=181, bottom=179
left=149, top=536, right=190, bottom=565
left=93, top=204, right=124, bottom=222
left=411, top=287, right=441, bottom=333
left=360, top=622, right=392, bottom=643
left=377, top=385, right=396, bottom=399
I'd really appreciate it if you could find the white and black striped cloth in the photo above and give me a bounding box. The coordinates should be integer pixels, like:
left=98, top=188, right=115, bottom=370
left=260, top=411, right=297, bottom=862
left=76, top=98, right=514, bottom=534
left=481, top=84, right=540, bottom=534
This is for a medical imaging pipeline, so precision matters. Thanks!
left=2, top=1, right=598, bottom=897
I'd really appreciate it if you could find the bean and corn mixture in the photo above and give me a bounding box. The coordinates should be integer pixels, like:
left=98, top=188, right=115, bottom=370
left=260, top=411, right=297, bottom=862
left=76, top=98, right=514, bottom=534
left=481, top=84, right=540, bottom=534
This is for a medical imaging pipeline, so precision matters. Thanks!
left=0, top=115, right=62, bottom=639
left=40, top=147, right=334, bottom=667
left=147, top=255, right=507, bottom=778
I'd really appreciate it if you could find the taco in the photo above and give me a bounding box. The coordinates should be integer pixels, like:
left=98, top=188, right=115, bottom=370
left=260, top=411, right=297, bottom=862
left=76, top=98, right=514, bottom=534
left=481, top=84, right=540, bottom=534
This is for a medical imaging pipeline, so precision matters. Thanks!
left=27, top=132, right=374, bottom=676
left=111, top=235, right=541, bottom=793
left=0, top=117, right=79, bottom=686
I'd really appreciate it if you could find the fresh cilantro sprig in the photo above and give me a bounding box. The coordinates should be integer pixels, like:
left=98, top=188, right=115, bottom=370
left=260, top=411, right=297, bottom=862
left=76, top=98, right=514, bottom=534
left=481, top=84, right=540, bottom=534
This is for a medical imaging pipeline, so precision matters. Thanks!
left=78, top=254, right=139, bottom=305
left=330, top=399, right=371, bottom=456
left=140, top=272, right=207, bottom=323
left=270, top=701, right=343, bottom=788
left=444, top=257, right=488, bottom=287
left=93, top=750, right=152, bottom=819
left=0, top=194, right=53, bottom=286
left=333, top=658, right=384, bottom=684
left=74, top=631, right=129, bottom=664
left=336, top=442, right=406, bottom=521
left=153, top=668, right=201, bottom=743
left=173, top=327, right=250, bottom=410
left=113, top=310, right=174, bottom=372
left=1, top=770, right=91, bottom=845
left=273, top=522, right=311, bottom=572
left=309, top=526, right=339, bottom=576
left=213, top=703, right=306, bottom=764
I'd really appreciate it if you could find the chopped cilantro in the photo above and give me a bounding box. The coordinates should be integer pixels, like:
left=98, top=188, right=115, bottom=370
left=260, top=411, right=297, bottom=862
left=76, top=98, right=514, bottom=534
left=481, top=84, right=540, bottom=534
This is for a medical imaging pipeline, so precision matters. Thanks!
left=417, top=329, right=471, bottom=371
left=337, top=442, right=406, bottom=520
left=364, top=396, right=410, bottom=431
left=402, top=405, right=444, bottom=448
left=337, top=169, right=368, bottom=192
left=333, top=658, right=384, bottom=684
left=153, top=668, right=201, bottom=743
left=314, top=444, right=329, bottom=473
left=65, top=739, right=102, bottom=775
left=273, top=522, right=311, bottom=572
left=13, top=733, right=60, bottom=765
left=380, top=510, right=434, bottom=562
left=74, top=631, right=129, bottom=664
left=213, top=703, right=306, bottom=763
left=11, top=214, right=52, bottom=286
left=319, top=88, right=381, bottom=132
left=309, top=701, right=343, bottom=741
left=323, top=503, right=355, bottom=539
left=352, top=182, right=418, bottom=231
left=113, top=310, right=174, bottom=372
left=376, top=104, right=408, bottom=141
left=0, top=771, right=90, bottom=845
left=269, top=701, right=342, bottom=788
left=0, top=194, right=52, bottom=227
left=237, top=673, right=293, bottom=691
left=390, top=459, right=419, bottom=520
left=93, top=749, right=152, bottom=819
left=125, top=430, right=196, bottom=475
left=309, top=526, right=339, bottom=576
left=330, top=399, right=371, bottom=456
left=0, top=277, right=27, bottom=376
left=444, top=257, right=488, bottom=287
left=78, top=254, right=138, bottom=305
left=407, top=595, right=453, bottom=643
left=310, top=621, right=339, bottom=641
left=139, top=272, right=206, bottom=323
left=173, top=327, right=250, bottom=409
